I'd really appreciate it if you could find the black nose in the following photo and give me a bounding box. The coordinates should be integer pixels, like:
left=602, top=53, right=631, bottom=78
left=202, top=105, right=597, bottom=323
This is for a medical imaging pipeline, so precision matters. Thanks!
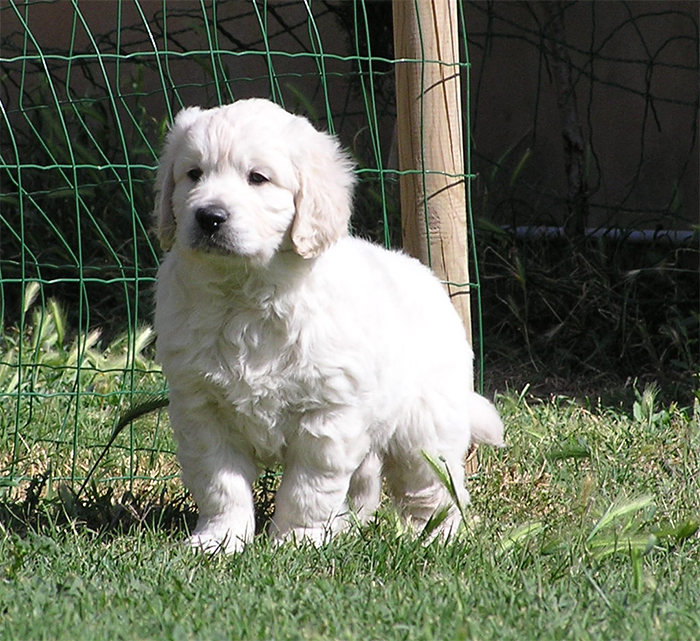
left=195, top=206, right=229, bottom=234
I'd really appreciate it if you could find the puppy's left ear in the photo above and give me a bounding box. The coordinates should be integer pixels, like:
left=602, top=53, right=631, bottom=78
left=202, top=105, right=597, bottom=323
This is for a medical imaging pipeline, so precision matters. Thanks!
left=291, top=122, right=355, bottom=259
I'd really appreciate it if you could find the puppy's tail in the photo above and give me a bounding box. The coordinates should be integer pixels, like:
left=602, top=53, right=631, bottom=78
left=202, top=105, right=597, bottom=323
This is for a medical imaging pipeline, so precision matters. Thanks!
left=468, top=392, right=505, bottom=447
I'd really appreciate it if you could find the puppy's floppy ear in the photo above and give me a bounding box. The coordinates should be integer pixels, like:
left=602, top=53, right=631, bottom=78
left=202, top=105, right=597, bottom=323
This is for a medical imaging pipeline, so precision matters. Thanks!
left=153, top=107, right=202, bottom=251
left=291, top=121, right=355, bottom=259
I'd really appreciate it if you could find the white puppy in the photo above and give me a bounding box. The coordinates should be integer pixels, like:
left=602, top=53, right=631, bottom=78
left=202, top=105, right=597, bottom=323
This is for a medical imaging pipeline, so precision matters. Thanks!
left=153, top=98, right=503, bottom=552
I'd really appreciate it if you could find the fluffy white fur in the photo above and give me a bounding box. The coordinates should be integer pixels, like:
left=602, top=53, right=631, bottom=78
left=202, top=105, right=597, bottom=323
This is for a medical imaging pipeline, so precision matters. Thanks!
left=153, top=98, right=504, bottom=553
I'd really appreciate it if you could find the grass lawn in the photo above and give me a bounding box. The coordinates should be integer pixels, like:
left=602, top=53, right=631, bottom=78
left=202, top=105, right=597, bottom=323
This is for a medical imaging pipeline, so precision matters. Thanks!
left=1, top=387, right=698, bottom=641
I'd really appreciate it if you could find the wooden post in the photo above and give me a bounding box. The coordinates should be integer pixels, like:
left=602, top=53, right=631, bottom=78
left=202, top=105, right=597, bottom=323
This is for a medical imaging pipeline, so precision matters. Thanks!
left=393, top=0, right=471, bottom=350
left=394, top=0, right=479, bottom=474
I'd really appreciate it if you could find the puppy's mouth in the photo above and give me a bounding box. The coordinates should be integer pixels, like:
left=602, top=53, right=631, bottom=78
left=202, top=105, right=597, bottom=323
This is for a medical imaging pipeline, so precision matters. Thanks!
left=192, top=238, right=235, bottom=255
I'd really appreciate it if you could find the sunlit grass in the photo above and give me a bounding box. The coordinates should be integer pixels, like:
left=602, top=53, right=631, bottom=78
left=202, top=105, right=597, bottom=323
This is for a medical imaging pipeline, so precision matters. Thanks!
left=1, top=286, right=699, bottom=640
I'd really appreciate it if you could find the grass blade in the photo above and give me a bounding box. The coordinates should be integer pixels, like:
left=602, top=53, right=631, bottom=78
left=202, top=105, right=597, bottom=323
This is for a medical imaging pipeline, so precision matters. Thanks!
left=77, top=392, right=170, bottom=497
left=499, top=521, right=545, bottom=553
left=587, top=494, right=655, bottom=543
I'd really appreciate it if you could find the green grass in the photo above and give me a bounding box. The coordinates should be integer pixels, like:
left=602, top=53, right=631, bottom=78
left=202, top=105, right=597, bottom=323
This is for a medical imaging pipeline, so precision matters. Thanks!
left=2, top=521, right=697, bottom=641
left=1, top=383, right=698, bottom=640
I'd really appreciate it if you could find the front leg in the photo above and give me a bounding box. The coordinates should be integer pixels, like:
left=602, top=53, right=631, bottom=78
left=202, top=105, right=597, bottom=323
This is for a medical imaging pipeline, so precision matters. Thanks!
left=270, top=411, right=370, bottom=545
left=169, top=395, right=258, bottom=553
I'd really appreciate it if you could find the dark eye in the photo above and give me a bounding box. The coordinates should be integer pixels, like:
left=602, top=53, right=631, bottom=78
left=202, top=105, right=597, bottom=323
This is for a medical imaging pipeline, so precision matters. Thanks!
left=187, top=168, right=203, bottom=182
left=248, top=171, right=269, bottom=185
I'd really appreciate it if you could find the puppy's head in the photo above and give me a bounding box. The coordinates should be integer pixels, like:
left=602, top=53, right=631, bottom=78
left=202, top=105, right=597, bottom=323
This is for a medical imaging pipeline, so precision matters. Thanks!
left=153, top=99, right=355, bottom=264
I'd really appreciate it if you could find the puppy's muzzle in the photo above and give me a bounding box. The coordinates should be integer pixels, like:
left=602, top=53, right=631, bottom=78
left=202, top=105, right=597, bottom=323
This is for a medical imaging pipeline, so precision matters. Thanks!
left=195, top=206, right=229, bottom=235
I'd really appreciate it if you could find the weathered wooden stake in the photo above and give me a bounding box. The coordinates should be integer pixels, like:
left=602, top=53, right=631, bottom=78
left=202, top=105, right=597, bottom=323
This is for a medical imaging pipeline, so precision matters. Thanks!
left=394, top=0, right=479, bottom=473
left=393, top=0, right=472, bottom=351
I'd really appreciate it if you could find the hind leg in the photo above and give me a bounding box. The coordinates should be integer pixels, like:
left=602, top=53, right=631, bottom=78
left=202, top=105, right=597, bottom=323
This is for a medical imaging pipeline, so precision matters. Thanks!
left=384, top=450, right=469, bottom=536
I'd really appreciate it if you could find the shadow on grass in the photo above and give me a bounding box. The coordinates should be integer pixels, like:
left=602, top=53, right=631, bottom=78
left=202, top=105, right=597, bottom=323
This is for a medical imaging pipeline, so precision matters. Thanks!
left=0, top=470, right=281, bottom=541
left=0, top=474, right=197, bottom=541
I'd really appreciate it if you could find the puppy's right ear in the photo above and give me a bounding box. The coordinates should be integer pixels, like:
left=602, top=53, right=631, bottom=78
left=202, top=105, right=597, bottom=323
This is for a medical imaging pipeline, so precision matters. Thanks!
left=153, top=107, right=202, bottom=251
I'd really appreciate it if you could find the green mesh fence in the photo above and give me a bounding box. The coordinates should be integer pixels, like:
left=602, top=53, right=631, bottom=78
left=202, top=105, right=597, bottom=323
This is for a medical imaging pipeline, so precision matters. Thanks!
left=1, top=1, right=482, bottom=495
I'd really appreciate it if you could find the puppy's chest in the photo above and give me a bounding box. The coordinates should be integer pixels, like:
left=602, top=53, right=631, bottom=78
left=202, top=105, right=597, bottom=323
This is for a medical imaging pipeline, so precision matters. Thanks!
left=216, top=318, right=305, bottom=402
left=172, top=306, right=324, bottom=418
